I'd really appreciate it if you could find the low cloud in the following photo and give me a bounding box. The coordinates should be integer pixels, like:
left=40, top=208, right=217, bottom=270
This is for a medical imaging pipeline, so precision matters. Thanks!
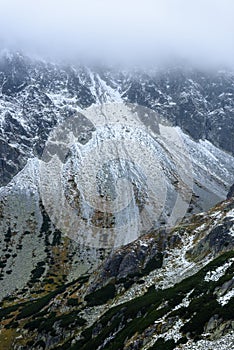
left=0, top=0, right=234, bottom=67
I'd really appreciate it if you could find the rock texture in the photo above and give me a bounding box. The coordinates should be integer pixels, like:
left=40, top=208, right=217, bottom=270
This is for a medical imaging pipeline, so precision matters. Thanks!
left=0, top=197, right=233, bottom=350
left=0, top=51, right=234, bottom=350
left=227, top=184, right=234, bottom=199
left=1, top=52, right=234, bottom=188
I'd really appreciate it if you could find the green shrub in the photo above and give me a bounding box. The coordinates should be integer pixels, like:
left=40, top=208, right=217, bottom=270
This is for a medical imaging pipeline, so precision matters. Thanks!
left=181, top=299, right=219, bottom=336
left=142, top=253, right=164, bottom=274
left=67, top=298, right=79, bottom=306
left=24, top=318, right=44, bottom=331
left=149, top=338, right=175, bottom=350
left=85, top=284, right=116, bottom=306
left=0, top=304, right=19, bottom=319
left=16, top=286, right=65, bottom=320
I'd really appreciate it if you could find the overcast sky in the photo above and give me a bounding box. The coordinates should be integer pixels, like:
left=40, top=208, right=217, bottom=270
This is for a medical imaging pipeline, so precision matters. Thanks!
left=0, top=0, right=233, bottom=67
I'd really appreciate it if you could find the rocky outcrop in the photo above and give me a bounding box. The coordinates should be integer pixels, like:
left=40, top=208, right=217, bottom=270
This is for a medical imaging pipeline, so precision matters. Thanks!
left=189, top=216, right=234, bottom=260
left=87, top=232, right=165, bottom=292
left=187, top=200, right=234, bottom=262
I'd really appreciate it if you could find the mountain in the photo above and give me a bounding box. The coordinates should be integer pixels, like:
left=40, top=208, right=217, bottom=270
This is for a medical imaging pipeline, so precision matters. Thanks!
left=0, top=195, right=233, bottom=349
left=0, top=51, right=234, bottom=349
left=0, top=95, right=233, bottom=303
left=1, top=52, right=234, bottom=187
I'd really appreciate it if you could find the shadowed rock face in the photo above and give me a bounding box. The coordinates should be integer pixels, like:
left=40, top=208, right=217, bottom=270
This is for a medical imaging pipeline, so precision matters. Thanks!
left=0, top=53, right=96, bottom=187
left=86, top=232, right=165, bottom=293
left=103, top=68, right=234, bottom=155
left=189, top=215, right=234, bottom=261
left=227, top=184, right=234, bottom=199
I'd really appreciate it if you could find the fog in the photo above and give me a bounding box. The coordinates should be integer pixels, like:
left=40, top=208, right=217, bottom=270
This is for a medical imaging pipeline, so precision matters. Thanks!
left=0, top=0, right=234, bottom=68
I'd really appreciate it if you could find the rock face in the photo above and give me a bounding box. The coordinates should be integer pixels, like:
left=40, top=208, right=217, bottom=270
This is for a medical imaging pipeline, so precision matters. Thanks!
left=188, top=202, right=234, bottom=261
left=227, top=184, right=234, bottom=199
left=0, top=53, right=96, bottom=187
left=87, top=232, right=164, bottom=293
left=116, top=68, right=234, bottom=156
left=1, top=52, right=234, bottom=188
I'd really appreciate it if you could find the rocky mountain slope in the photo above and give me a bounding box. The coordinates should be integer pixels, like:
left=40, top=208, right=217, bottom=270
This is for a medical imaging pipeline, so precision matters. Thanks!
left=0, top=51, right=233, bottom=219
left=0, top=51, right=234, bottom=349
left=0, top=195, right=233, bottom=349
left=0, top=102, right=233, bottom=303
left=1, top=51, right=234, bottom=188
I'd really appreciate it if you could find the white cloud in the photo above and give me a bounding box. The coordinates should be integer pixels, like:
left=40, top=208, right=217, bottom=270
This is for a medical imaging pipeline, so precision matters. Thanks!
left=0, top=0, right=234, bottom=67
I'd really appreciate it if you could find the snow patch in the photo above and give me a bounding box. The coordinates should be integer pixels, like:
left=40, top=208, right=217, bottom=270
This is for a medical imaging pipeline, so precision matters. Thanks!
left=204, top=259, right=234, bottom=282
left=218, top=288, right=234, bottom=306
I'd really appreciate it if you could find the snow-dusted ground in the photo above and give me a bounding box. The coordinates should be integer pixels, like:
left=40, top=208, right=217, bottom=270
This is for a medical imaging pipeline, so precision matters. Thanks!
left=218, top=288, right=234, bottom=306
left=174, top=331, right=234, bottom=350
left=204, top=258, right=234, bottom=282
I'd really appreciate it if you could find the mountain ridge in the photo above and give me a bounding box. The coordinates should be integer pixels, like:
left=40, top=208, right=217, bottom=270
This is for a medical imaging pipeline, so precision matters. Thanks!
left=0, top=51, right=234, bottom=349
